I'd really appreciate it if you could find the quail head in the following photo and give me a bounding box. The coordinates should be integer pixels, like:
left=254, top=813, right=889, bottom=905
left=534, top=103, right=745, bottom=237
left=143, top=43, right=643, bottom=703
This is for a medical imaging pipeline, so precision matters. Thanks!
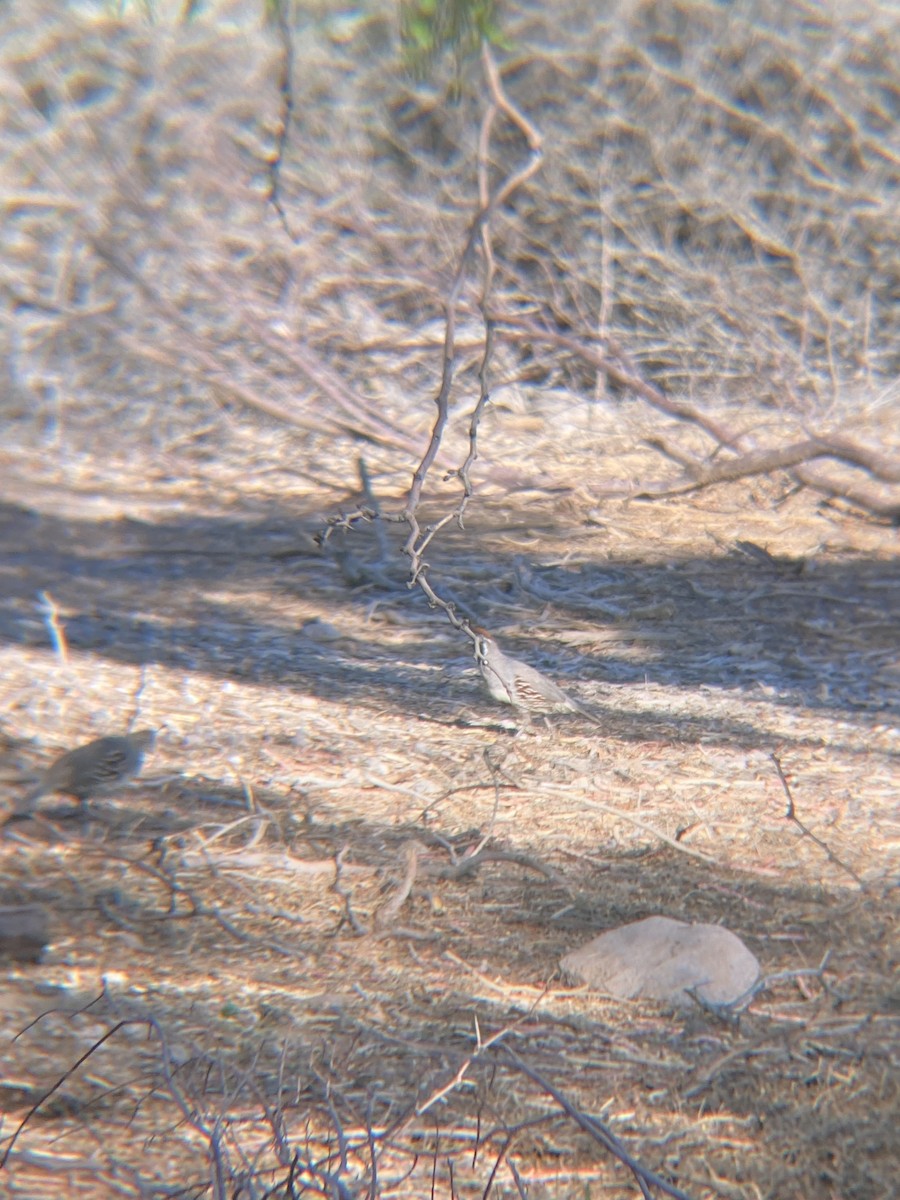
left=18, top=729, right=157, bottom=816
left=472, top=629, right=600, bottom=724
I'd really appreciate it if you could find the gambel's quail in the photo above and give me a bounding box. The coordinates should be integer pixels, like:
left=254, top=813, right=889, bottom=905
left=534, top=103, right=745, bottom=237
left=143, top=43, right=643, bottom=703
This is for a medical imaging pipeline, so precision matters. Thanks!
left=473, top=630, right=600, bottom=724
left=17, top=730, right=157, bottom=816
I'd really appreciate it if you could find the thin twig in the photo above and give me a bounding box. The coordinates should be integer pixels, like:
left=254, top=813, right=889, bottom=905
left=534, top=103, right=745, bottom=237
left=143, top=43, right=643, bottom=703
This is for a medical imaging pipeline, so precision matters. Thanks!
left=554, top=788, right=719, bottom=864
left=771, top=754, right=864, bottom=886
left=500, top=1048, right=693, bottom=1200
left=266, top=0, right=297, bottom=242
left=373, top=840, right=422, bottom=930
left=37, top=590, right=69, bottom=664
left=333, top=845, right=369, bottom=935
left=358, top=457, right=390, bottom=563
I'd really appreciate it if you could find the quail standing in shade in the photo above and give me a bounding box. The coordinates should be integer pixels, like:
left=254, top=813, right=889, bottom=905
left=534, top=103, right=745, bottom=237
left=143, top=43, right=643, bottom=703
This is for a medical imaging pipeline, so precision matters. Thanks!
left=472, top=629, right=601, bottom=725
left=16, top=730, right=157, bottom=817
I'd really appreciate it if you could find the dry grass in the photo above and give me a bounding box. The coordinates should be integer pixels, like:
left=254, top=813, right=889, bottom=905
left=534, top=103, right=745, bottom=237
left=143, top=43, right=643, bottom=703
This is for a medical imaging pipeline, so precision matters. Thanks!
left=0, top=2, right=898, bottom=1198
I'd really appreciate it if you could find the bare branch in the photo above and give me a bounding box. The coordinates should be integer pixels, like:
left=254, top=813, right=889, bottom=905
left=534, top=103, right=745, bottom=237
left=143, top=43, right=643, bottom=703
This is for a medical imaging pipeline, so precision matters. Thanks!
left=771, top=754, right=864, bottom=887
left=497, top=313, right=899, bottom=519
left=322, top=44, right=544, bottom=636
left=500, top=1047, right=693, bottom=1200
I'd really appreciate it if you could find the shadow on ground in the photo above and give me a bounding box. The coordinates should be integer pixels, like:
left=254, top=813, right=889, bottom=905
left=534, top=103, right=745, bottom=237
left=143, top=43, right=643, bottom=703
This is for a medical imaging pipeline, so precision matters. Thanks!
left=0, top=499, right=896, bottom=731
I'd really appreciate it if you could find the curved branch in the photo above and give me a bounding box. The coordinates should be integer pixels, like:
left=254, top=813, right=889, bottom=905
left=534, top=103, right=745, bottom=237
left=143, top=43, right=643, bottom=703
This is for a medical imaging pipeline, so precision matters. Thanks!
left=498, top=314, right=899, bottom=520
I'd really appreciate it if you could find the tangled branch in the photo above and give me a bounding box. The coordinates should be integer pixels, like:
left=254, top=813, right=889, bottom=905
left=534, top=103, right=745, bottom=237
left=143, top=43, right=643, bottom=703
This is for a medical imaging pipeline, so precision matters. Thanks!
left=321, top=44, right=543, bottom=635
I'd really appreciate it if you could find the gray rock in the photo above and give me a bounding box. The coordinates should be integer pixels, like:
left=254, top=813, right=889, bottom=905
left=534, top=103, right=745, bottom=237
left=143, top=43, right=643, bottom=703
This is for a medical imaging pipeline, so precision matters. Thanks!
left=560, top=915, right=759, bottom=1007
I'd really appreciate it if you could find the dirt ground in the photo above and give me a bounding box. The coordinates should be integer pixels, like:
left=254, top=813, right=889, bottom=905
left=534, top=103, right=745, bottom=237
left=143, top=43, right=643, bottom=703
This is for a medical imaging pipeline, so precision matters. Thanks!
left=1, top=407, right=897, bottom=1199
left=1, top=2, right=898, bottom=1198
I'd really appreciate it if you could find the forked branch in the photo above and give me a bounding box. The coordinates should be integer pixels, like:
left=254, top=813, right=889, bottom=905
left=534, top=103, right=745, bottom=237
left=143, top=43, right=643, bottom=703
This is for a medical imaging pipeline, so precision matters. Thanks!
left=322, top=44, right=544, bottom=631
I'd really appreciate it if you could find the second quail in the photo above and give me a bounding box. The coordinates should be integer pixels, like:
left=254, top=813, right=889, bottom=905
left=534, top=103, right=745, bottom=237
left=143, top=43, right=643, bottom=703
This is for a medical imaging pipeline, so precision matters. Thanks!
left=17, top=729, right=157, bottom=817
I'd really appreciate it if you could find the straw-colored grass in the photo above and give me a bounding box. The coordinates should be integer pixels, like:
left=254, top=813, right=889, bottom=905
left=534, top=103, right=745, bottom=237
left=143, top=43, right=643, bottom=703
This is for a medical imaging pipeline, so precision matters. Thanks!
left=1, top=2, right=897, bottom=1197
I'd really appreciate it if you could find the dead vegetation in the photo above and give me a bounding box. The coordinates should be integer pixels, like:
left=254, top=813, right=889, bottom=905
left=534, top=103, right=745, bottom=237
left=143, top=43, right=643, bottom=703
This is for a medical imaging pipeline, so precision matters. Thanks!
left=0, top=1, right=898, bottom=1197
